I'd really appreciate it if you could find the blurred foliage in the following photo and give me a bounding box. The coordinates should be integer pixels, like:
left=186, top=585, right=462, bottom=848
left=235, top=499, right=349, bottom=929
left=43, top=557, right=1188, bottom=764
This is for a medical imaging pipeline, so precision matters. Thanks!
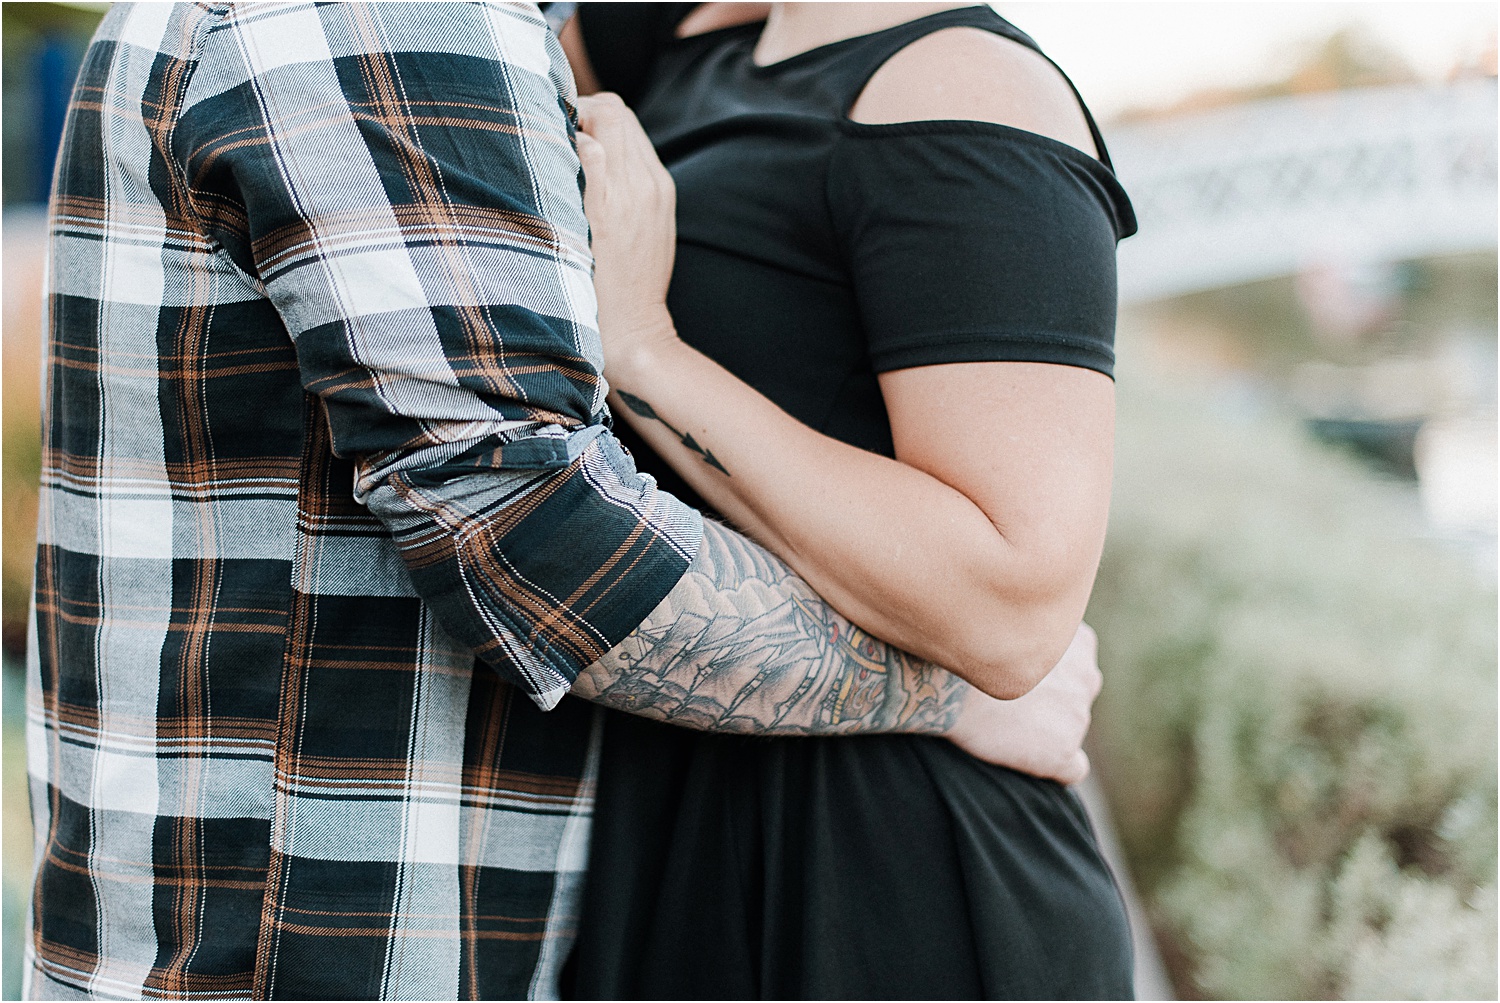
left=2, top=208, right=47, bottom=998
left=1134, top=253, right=1498, bottom=380
left=2, top=1, right=103, bottom=654
left=3, top=211, right=47, bottom=658
left=2, top=3, right=105, bottom=204
left=1088, top=358, right=1497, bottom=1000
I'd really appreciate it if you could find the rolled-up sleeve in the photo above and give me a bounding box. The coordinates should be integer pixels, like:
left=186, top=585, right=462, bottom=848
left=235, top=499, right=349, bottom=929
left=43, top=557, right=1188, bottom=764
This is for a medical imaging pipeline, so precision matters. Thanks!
left=173, top=2, right=700, bottom=709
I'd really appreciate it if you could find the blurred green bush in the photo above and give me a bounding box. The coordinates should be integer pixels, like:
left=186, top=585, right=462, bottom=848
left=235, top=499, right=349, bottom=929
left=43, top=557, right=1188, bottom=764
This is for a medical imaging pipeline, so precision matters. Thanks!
left=2, top=211, right=45, bottom=659
left=1089, top=365, right=1497, bottom=1000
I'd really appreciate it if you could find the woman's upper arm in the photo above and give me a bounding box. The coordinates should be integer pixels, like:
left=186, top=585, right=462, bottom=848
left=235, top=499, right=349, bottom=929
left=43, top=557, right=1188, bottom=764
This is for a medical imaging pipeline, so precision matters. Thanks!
left=879, top=362, right=1114, bottom=601
left=842, top=28, right=1129, bottom=600
left=848, top=26, right=1097, bottom=158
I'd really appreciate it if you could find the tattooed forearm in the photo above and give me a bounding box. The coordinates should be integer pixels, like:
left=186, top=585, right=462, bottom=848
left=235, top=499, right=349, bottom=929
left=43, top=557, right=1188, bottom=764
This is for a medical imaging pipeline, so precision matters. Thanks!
left=572, top=519, right=970, bottom=736
left=616, top=389, right=731, bottom=476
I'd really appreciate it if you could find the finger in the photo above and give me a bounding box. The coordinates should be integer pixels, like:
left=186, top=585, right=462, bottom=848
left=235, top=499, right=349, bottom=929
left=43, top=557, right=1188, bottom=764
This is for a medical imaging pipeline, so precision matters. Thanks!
left=609, top=111, right=667, bottom=184
left=576, top=131, right=604, bottom=166
left=1064, top=750, right=1090, bottom=785
left=576, top=132, right=606, bottom=185
left=575, top=95, right=600, bottom=133
left=1077, top=621, right=1097, bottom=648
left=581, top=95, right=658, bottom=168
left=585, top=124, right=652, bottom=201
left=579, top=93, right=637, bottom=149
left=575, top=91, right=626, bottom=132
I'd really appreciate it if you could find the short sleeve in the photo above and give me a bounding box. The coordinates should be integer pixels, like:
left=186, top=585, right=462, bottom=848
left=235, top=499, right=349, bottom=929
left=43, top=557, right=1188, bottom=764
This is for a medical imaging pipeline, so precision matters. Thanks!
left=828, top=124, right=1136, bottom=379
left=576, top=2, right=698, bottom=104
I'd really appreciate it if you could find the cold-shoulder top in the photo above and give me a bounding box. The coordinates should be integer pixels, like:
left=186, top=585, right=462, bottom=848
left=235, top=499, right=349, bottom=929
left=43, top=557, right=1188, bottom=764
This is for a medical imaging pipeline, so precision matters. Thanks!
left=562, top=5, right=1138, bottom=999
left=587, top=2, right=1133, bottom=483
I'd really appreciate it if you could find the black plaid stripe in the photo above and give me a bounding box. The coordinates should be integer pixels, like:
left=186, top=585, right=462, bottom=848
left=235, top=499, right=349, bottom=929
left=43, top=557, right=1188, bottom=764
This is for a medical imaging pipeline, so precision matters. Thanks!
left=27, top=3, right=695, bottom=998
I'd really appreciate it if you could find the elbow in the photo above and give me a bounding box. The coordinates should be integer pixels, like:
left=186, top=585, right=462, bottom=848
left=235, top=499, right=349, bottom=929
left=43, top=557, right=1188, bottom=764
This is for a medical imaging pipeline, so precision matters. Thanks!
left=950, top=638, right=1060, bottom=701
left=942, top=597, right=1084, bottom=701
left=942, top=537, right=1102, bottom=699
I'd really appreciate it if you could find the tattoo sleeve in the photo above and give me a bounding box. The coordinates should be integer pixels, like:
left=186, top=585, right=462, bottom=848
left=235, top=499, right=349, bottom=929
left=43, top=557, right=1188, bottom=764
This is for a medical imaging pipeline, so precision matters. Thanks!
left=572, top=519, right=970, bottom=736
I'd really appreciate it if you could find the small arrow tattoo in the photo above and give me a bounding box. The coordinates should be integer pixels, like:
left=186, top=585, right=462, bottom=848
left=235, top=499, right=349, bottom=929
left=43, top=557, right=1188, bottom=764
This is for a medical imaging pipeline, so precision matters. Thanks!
left=617, top=390, right=731, bottom=477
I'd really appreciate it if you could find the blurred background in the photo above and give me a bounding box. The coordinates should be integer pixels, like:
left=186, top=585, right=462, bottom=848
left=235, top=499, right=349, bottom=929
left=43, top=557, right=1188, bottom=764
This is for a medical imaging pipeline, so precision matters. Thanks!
left=2, top=2, right=1495, bottom=998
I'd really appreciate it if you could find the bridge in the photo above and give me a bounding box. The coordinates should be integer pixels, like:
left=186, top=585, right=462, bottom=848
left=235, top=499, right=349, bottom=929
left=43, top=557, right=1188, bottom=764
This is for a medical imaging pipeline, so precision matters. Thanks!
left=1107, top=79, right=1498, bottom=304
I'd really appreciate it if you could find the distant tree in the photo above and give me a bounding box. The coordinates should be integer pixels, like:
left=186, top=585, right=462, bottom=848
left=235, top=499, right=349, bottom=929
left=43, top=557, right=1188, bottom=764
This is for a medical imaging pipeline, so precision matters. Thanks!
left=1284, top=28, right=1419, bottom=94
left=1118, top=25, right=1420, bottom=122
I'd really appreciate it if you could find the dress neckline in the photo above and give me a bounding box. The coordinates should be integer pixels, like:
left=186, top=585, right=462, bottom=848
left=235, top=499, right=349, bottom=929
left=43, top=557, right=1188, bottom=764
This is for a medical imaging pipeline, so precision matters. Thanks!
left=668, top=5, right=998, bottom=73
left=748, top=4, right=994, bottom=71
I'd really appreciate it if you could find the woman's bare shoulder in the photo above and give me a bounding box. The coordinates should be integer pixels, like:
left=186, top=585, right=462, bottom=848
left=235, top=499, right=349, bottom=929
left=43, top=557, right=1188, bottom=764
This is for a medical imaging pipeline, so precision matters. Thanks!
left=676, top=3, right=771, bottom=39
left=848, top=26, right=1097, bottom=158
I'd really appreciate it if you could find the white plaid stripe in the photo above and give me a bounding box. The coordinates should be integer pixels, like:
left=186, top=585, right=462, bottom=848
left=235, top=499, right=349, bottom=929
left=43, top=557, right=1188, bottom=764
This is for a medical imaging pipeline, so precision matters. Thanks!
left=85, top=6, right=181, bottom=997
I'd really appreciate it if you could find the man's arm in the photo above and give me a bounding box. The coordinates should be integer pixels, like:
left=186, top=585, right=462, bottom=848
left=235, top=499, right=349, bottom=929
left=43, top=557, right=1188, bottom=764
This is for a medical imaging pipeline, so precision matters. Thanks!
left=579, top=519, right=1102, bottom=783
left=174, top=3, right=699, bottom=711
left=575, top=519, right=968, bottom=735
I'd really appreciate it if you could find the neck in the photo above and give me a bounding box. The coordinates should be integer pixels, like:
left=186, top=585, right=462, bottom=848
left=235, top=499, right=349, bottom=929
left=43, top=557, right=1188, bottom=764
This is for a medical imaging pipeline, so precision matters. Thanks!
left=754, top=2, right=977, bottom=65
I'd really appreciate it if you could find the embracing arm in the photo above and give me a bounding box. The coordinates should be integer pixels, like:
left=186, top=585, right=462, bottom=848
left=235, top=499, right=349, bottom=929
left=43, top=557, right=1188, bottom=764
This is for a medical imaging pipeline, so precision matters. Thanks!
left=576, top=517, right=1101, bottom=781
left=575, top=518, right=966, bottom=735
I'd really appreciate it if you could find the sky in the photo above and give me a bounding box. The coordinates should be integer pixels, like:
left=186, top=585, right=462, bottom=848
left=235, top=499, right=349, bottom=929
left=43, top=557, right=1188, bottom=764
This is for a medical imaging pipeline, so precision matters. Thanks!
left=992, top=2, right=1498, bottom=120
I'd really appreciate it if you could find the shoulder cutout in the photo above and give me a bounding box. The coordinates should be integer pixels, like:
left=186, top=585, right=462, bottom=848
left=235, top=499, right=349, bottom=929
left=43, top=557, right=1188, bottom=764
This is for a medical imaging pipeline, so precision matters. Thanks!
left=848, top=27, right=1098, bottom=159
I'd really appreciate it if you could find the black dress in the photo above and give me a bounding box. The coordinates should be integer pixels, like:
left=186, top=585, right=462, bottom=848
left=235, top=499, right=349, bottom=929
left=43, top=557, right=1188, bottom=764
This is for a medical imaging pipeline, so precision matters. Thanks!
left=563, top=6, right=1140, bottom=999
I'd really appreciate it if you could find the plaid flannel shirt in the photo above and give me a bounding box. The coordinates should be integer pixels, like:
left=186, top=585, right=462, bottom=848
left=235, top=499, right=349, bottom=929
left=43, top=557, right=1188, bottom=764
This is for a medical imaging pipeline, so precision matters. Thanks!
left=26, top=3, right=701, bottom=998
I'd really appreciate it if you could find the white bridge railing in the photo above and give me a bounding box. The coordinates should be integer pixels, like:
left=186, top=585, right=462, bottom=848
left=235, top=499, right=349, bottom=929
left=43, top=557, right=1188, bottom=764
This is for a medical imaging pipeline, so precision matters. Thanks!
left=1107, top=79, right=1498, bottom=304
